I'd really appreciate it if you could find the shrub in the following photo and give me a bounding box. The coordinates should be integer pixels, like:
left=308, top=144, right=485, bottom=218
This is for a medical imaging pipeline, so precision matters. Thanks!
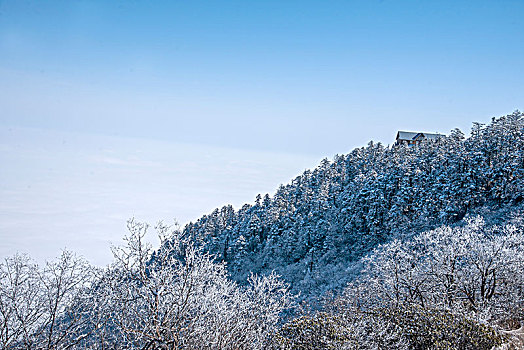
left=273, top=312, right=353, bottom=349
left=367, top=305, right=505, bottom=350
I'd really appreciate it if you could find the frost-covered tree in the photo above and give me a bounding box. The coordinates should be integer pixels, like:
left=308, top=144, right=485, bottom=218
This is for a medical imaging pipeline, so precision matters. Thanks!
left=94, top=219, right=293, bottom=349
left=0, top=254, right=42, bottom=349
left=0, top=251, right=98, bottom=349
left=344, top=215, right=524, bottom=325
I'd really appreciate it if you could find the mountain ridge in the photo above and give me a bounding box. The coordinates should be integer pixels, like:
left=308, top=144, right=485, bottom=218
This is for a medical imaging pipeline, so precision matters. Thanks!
left=181, top=111, right=524, bottom=300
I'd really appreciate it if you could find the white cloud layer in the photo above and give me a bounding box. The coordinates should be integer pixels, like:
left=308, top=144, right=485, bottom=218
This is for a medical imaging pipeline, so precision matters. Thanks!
left=0, top=126, right=320, bottom=265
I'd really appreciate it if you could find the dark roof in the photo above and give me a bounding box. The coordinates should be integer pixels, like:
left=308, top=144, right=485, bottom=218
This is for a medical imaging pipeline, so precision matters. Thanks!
left=396, top=131, right=444, bottom=141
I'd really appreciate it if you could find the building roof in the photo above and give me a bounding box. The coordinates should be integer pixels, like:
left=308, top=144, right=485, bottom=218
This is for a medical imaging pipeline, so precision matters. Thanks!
left=396, top=131, right=443, bottom=141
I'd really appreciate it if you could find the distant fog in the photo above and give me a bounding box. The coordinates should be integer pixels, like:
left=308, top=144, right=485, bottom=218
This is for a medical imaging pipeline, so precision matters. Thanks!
left=0, top=126, right=320, bottom=265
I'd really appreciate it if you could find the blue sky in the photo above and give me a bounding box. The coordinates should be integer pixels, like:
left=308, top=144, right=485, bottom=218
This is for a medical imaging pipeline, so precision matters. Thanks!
left=1, top=0, right=523, bottom=264
left=2, top=0, right=523, bottom=152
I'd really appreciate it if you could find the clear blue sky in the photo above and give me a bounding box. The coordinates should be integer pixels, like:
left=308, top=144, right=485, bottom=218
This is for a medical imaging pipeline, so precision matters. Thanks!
left=1, top=0, right=523, bottom=264
left=1, top=0, right=522, bottom=154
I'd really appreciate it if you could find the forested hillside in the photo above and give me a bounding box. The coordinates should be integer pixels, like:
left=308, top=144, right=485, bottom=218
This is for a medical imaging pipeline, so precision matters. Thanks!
left=183, top=111, right=524, bottom=299
left=1, top=112, right=523, bottom=349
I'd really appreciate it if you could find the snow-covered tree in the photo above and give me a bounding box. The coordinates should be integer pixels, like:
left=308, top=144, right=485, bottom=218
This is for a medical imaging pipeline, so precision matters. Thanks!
left=99, top=219, right=294, bottom=349
left=345, top=215, right=524, bottom=325
left=0, top=251, right=98, bottom=349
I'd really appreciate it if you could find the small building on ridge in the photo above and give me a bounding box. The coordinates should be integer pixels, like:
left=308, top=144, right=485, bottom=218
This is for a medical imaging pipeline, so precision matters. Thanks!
left=395, top=131, right=444, bottom=146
